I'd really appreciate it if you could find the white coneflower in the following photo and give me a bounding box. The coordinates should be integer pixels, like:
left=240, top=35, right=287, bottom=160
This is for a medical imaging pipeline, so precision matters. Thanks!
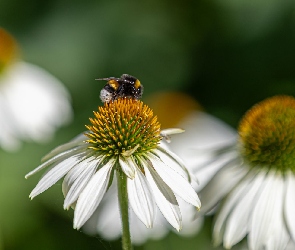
left=83, top=91, right=236, bottom=244
left=197, top=95, right=295, bottom=250
left=26, top=98, right=201, bottom=249
left=0, top=28, right=72, bottom=151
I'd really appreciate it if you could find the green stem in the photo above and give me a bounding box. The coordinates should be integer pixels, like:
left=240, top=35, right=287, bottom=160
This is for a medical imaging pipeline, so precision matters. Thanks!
left=117, top=169, right=133, bottom=250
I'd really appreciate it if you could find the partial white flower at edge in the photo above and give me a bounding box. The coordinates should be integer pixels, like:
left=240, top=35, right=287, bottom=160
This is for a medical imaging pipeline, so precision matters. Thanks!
left=192, top=96, right=295, bottom=250
left=0, top=61, right=72, bottom=151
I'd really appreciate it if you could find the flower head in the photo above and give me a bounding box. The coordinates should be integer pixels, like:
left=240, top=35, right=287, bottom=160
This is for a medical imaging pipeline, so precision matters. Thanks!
left=26, top=97, right=201, bottom=231
left=239, top=95, right=295, bottom=172
left=85, top=98, right=160, bottom=160
left=197, top=95, right=295, bottom=250
left=0, top=28, right=72, bottom=151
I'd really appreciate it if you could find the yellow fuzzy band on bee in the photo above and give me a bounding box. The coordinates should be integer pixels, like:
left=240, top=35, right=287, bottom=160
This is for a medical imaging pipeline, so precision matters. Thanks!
left=108, top=79, right=120, bottom=90
left=134, top=79, right=141, bottom=89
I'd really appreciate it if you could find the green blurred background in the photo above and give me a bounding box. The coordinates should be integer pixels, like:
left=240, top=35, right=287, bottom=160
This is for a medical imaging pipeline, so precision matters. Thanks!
left=1, top=0, right=295, bottom=249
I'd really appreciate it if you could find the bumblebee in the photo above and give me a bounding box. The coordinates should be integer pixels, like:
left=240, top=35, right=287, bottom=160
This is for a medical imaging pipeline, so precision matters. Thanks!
left=96, top=74, right=144, bottom=103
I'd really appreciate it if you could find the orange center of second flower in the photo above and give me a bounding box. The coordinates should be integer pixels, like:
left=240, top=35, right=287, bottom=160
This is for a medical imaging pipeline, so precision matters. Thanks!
left=85, top=98, right=161, bottom=156
left=238, top=95, right=295, bottom=172
left=0, top=28, right=19, bottom=73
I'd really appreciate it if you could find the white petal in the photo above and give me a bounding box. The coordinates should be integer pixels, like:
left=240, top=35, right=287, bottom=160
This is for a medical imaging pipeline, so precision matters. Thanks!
left=168, top=111, right=237, bottom=173
left=190, top=150, right=238, bottom=192
left=155, top=146, right=191, bottom=181
left=62, top=156, right=92, bottom=196
left=128, top=168, right=155, bottom=228
left=152, top=148, right=189, bottom=181
left=199, top=159, right=248, bottom=214
left=146, top=153, right=201, bottom=209
left=264, top=175, right=289, bottom=250
left=63, top=158, right=100, bottom=209
left=73, top=158, right=115, bottom=229
left=87, top=181, right=122, bottom=240
left=284, top=172, right=295, bottom=242
left=249, top=171, right=287, bottom=250
left=160, top=128, right=185, bottom=136
left=160, top=128, right=185, bottom=143
left=26, top=149, right=86, bottom=179
left=222, top=170, right=266, bottom=248
left=169, top=111, right=236, bottom=153
left=29, top=155, right=79, bottom=199
left=212, top=171, right=254, bottom=246
left=142, top=158, right=182, bottom=231
left=177, top=198, right=203, bottom=236
left=119, top=155, right=136, bottom=179
left=42, top=133, right=87, bottom=162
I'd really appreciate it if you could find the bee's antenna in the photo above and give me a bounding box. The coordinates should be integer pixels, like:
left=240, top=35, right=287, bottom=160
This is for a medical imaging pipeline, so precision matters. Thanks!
left=95, top=77, right=120, bottom=81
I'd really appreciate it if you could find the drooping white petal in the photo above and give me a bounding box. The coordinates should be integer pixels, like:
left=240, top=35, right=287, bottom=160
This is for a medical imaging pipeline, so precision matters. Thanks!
left=177, top=198, right=203, bottom=236
left=213, top=170, right=255, bottom=246
left=248, top=171, right=281, bottom=250
left=199, top=159, right=248, bottom=213
left=222, top=170, right=266, bottom=248
left=190, top=150, right=238, bottom=192
left=284, top=172, right=295, bottom=242
left=168, top=111, right=237, bottom=166
left=119, top=155, right=136, bottom=179
left=155, top=146, right=190, bottom=181
left=82, top=180, right=121, bottom=241
left=62, top=156, right=97, bottom=196
left=74, top=158, right=115, bottom=229
left=29, top=155, right=80, bottom=199
left=42, top=133, right=88, bottom=162
left=142, top=158, right=182, bottom=231
left=127, top=167, right=155, bottom=228
left=26, top=150, right=85, bottom=179
left=264, top=175, right=289, bottom=250
left=145, top=153, right=201, bottom=209
left=63, top=158, right=100, bottom=209
left=152, top=148, right=189, bottom=180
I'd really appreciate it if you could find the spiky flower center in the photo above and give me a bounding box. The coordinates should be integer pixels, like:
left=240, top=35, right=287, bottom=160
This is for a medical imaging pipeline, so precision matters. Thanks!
left=238, top=95, right=295, bottom=173
left=0, top=28, right=18, bottom=73
left=85, top=98, right=161, bottom=157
